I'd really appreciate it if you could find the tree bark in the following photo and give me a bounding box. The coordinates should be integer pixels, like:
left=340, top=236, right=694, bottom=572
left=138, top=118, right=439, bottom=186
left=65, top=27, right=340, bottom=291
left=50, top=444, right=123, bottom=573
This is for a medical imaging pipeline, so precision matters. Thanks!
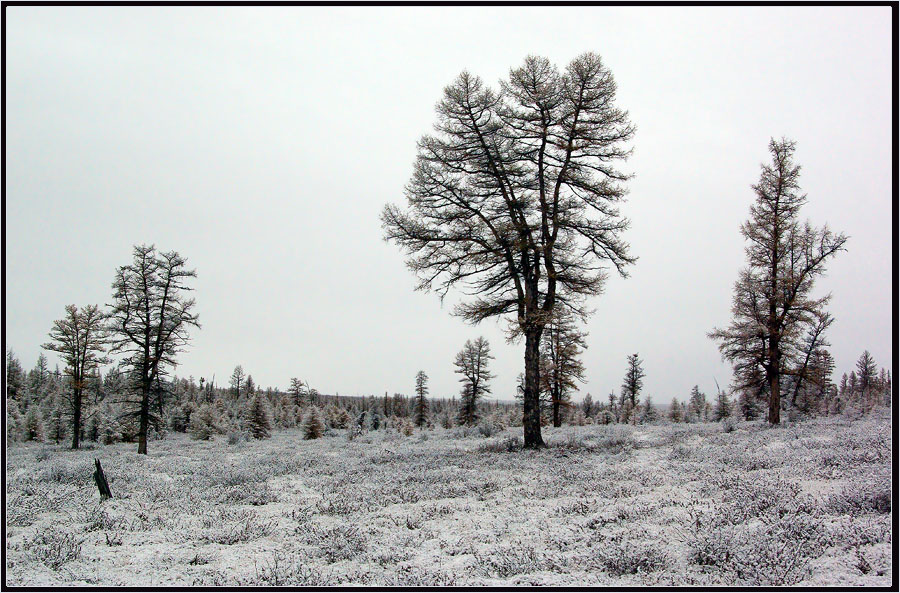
left=552, top=386, right=561, bottom=428
left=137, top=379, right=150, bottom=455
left=523, top=328, right=545, bottom=448
left=768, top=341, right=781, bottom=425
left=71, top=381, right=82, bottom=449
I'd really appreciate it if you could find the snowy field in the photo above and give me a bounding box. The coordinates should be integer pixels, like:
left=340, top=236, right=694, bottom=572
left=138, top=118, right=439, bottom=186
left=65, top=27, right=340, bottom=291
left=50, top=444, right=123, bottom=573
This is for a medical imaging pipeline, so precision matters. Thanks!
left=4, top=414, right=892, bottom=587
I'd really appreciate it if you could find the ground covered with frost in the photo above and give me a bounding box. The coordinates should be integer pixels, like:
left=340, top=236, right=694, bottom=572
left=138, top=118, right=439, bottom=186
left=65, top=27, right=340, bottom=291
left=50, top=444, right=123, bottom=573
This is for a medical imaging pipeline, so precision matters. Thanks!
left=4, top=414, right=892, bottom=586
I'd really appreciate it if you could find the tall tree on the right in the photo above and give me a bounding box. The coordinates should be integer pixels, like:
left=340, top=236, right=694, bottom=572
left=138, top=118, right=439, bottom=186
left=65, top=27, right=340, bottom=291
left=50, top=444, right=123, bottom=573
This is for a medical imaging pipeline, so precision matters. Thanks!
left=710, top=139, right=847, bottom=424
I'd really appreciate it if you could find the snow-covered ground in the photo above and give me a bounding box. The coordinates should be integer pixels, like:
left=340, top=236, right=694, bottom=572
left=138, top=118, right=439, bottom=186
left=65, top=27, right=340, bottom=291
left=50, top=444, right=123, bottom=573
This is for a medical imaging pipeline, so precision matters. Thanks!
left=4, top=414, right=892, bottom=586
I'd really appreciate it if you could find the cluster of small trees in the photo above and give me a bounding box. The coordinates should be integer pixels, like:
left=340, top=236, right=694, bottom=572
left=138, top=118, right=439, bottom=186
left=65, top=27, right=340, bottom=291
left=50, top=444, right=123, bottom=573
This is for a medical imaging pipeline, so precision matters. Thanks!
left=5, top=245, right=199, bottom=454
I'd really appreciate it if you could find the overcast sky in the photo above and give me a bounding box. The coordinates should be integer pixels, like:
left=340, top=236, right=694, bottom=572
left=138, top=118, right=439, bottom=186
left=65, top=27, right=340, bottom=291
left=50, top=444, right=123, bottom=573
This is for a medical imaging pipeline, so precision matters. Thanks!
left=4, top=6, right=893, bottom=404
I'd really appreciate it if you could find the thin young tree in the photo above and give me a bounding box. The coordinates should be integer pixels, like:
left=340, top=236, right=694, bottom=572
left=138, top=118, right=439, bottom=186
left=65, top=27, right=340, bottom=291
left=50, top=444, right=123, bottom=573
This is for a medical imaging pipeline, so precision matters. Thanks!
left=620, top=353, right=644, bottom=425
left=455, top=337, right=494, bottom=426
left=855, top=350, right=878, bottom=412
left=230, top=365, right=246, bottom=401
left=414, top=370, right=429, bottom=427
left=288, top=377, right=307, bottom=407
left=383, top=54, right=636, bottom=448
left=244, top=393, right=272, bottom=439
left=541, top=309, right=587, bottom=427
left=713, top=389, right=732, bottom=421
left=687, top=385, right=707, bottom=423
left=42, top=304, right=109, bottom=449
left=710, top=139, right=847, bottom=425
left=668, top=398, right=684, bottom=423
left=108, top=245, right=200, bottom=455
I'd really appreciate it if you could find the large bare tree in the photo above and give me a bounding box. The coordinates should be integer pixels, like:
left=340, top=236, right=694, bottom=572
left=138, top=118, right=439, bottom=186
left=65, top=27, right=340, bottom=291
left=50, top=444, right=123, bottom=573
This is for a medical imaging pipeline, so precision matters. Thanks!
left=42, top=304, right=109, bottom=449
left=383, top=53, right=636, bottom=447
left=710, top=139, right=846, bottom=424
left=108, top=245, right=200, bottom=454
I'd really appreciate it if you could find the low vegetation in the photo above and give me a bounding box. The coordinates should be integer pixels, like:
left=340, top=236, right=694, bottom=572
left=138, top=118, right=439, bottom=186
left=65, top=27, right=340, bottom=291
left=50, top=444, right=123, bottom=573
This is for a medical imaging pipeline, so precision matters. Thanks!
left=4, top=415, right=890, bottom=586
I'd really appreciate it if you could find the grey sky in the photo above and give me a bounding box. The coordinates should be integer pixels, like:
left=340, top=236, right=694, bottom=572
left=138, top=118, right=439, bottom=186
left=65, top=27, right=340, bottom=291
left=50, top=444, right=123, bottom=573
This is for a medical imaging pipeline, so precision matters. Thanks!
left=4, top=6, right=893, bottom=403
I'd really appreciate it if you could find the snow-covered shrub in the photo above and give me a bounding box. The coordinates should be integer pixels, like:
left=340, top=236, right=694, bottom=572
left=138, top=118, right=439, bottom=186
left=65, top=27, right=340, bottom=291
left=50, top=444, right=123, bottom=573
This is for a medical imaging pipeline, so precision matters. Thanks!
left=721, top=416, right=737, bottom=433
left=219, top=482, right=277, bottom=506
left=83, top=507, right=127, bottom=532
left=42, top=458, right=92, bottom=486
left=24, top=527, right=82, bottom=569
left=686, top=502, right=829, bottom=585
left=202, top=510, right=275, bottom=545
left=595, top=534, right=668, bottom=575
left=247, top=552, right=330, bottom=586
left=399, top=419, right=415, bottom=436
left=477, top=420, right=497, bottom=437
left=303, top=407, right=324, bottom=440
left=189, top=404, right=222, bottom=440
left=227, top=430, right=247, bottom=445
left=594, top=424, right=636, bottom=453
left=305, top=523, right=367, bottom=564
left=827, top=476, right=891, bottom=514
left=475, top=545, right=547, bottom=578
left=382, top=565, right=459, bottom=586
left=711, top=473, right=807, bottom=522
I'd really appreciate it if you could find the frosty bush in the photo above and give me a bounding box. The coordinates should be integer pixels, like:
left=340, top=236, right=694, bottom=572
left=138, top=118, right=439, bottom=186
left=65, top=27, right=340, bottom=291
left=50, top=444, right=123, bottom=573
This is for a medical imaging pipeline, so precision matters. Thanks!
left=827, top=476, right=891, bottom=514
left=227, top=431, right=247, bottom=445
left=477, top=436, right=522, bottom=453
left=685, top=505, right=829, bottom=585
left=595, top=425, right=637, bottom=453
left=305, top=523, right=367, bottom=564
left=24, top=527, right=82, bottom=569
left=477, top=420, right=497, bottom=437
left=189, top=404, right=222, bottom=440
left=475, top=546, right=547, bottom=578
left=304, top=407, right=324, bottom=440
left=595, top=534, right=668, bottom=576
left=202, top=511, right=275, bottom=545
left=248, top=552, right=331, bottom=586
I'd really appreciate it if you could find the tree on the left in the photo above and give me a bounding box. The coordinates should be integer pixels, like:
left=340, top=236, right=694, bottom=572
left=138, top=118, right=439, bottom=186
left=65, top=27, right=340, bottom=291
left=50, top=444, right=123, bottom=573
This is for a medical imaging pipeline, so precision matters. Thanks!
left=42, top=304, right=109, bottom=449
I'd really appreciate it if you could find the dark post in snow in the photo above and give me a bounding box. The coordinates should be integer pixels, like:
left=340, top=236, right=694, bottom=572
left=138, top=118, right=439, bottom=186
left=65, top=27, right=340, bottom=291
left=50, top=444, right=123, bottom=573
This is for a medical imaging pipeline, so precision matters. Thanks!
left=93, top=458, right=112, bottom=500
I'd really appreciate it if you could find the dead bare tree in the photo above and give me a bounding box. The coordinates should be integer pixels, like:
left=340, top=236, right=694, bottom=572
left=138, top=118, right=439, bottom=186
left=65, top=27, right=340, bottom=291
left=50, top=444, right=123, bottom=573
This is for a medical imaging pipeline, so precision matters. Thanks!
left=383, top=53, right=636, bottom=447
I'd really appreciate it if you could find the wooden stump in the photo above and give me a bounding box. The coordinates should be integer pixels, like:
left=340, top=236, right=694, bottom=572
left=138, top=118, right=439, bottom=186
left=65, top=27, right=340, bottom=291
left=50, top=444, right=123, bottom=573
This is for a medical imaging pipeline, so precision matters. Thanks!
left=93, top=458, right=112, bottom=500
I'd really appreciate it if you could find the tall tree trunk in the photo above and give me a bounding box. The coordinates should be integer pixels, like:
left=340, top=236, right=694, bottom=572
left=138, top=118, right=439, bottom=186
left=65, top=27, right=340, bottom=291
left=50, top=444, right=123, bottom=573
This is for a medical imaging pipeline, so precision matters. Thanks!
left=137, top=379, right=150, bottom=455
left=768, top=344, right=781, bottom=425
left=552, top=386, right=561, bottom=428
left=523, top=328, right=545, bottom=448
left=71, top=383, right=82, bottom=450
